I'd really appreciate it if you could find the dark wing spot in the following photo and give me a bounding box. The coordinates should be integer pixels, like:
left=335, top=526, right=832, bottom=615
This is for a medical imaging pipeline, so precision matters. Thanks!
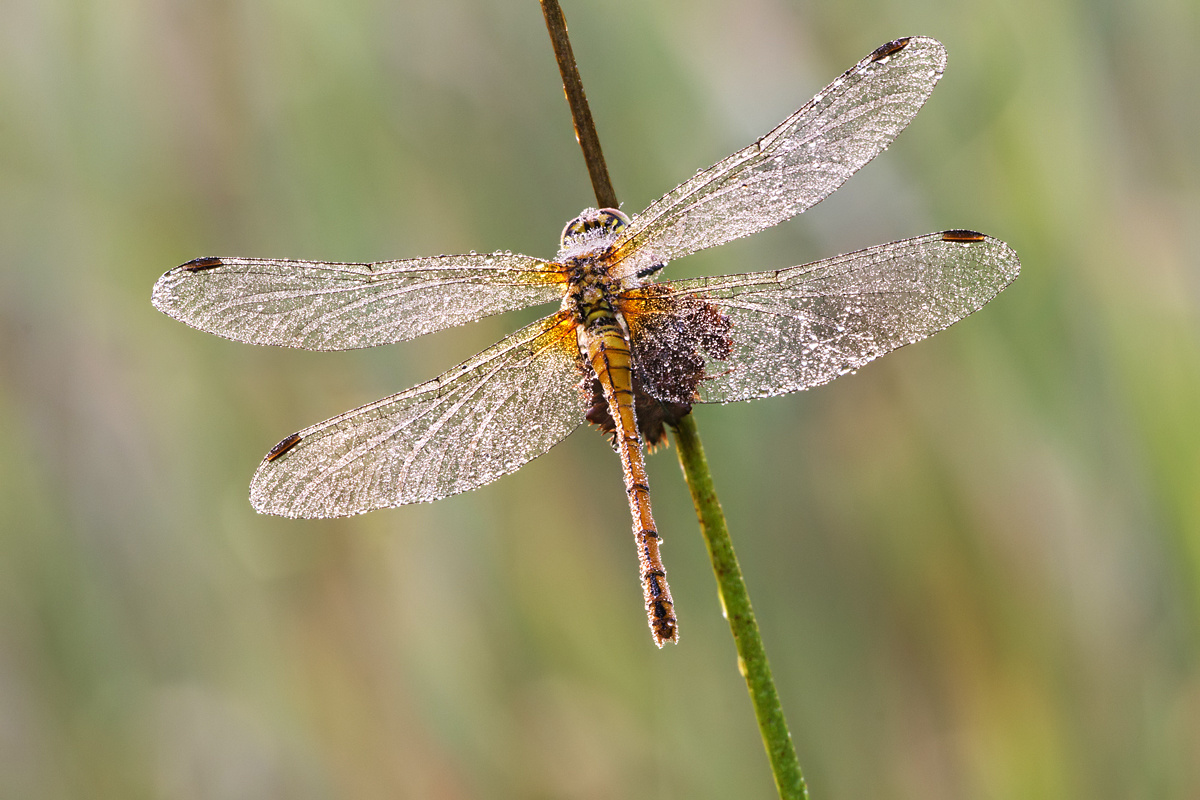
left=182, top=257, right=224, bottom=272
left=942, top=230, right=987, bottom=242
left=870, top=38, right=911, bottom=61
left=266, top=432, right=302, bottom=461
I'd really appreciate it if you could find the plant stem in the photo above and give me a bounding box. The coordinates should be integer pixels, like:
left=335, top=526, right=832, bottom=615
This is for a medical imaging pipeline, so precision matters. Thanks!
left=670, top=414, right=808, bottom=800
left=539, top=0, right=619, bottom=210
left=538, top=4, right=807, bottom=797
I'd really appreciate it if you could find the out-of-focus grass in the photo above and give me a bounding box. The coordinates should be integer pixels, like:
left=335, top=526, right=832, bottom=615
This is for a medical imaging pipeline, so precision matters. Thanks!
left=1, top=1, right=1198, bottom=798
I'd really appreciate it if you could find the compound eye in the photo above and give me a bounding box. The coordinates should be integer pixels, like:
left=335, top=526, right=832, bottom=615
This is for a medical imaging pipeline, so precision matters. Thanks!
left=560, top=207, right=632, bottom=248
left=597, top=208, right=631, bottom=232
left=560, top=216, right=588, bottom=247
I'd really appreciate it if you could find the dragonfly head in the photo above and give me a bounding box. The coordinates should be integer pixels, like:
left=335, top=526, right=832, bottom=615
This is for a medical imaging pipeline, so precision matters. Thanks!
left=559, top=207, right=630, bottom=255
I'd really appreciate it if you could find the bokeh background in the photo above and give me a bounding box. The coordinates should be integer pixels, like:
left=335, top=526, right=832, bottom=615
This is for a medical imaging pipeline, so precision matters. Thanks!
left=2, top=0, right=1198, bottom=797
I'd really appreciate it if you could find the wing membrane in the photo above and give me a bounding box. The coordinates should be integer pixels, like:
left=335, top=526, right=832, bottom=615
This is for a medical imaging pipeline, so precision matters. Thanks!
left=152, top=252, right=566, bottom=351
left=250, top=311, right=586, bottom=518
left=624, top=232, right=1019, bottom=403
left=611, top=37, right=947, bottom=279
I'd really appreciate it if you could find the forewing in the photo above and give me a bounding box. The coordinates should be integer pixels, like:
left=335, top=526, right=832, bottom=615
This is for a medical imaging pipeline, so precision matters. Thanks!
left=250, top=312, right=585, bottom=518
left=610, top=37, right=946, bottom=279
left=152, top=252, right=566, bottom=351
left=623, top=232, right=1019, bottom=404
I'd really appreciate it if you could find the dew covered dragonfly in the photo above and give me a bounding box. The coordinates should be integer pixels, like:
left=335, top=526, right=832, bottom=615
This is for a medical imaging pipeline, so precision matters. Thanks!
left=153, top=37, right=1019, bottom=646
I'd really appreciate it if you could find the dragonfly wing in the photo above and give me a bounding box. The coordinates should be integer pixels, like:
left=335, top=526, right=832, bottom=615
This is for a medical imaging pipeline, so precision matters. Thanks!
left=250, top=311, right=585, bottom=518
left=611, top=37, right=946, bottom=279
left=622, top=232, right=1019, bottom=404
left=152, top=252, right=566, bottom=351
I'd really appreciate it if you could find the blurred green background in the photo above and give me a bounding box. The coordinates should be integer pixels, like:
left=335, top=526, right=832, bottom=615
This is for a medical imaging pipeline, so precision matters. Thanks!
left=2, top=0, right=1198, bottom=797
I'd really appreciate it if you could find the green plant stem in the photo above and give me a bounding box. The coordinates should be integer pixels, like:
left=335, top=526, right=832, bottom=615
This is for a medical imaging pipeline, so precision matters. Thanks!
left=670, top=414, right=808, bottom=800
left=539, top=4, right=807, bottom=797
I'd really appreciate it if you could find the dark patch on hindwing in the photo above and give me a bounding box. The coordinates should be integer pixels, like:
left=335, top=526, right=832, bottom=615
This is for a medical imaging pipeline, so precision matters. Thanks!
left=583, top=372, right=692, bottom=449
left=582, top=288, right=732, bottom=448
left=625, top=287, right=733, bottom=405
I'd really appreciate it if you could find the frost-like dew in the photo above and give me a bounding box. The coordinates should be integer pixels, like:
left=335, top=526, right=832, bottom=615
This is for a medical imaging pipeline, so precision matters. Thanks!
left=152, top=37, right=1020, bottom=638
left=249, top=313, right=584, bottom=517
left=625, top=233, right=1019, bottom=404
left=151, top=253, right=566, bottom=351
left=610, top=37, right=947, bottom=281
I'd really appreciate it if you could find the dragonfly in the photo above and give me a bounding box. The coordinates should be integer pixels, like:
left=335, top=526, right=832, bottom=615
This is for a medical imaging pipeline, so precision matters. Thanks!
left=152, top=36, right=1019, bottom=646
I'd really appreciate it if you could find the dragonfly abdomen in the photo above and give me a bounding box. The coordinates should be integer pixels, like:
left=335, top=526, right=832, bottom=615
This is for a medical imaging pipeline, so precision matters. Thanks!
left=581, top=315, right=678, bottom=646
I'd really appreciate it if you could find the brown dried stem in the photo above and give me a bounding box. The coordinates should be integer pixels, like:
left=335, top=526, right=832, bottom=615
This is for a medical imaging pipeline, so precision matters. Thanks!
left=539, top=0, right=619, bottom=210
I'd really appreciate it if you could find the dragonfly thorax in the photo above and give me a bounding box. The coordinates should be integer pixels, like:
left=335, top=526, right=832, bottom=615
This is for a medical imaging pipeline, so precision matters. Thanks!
left=562, top=279, right=623, bottom=331
left=558, top=212, right=633, bottom=327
